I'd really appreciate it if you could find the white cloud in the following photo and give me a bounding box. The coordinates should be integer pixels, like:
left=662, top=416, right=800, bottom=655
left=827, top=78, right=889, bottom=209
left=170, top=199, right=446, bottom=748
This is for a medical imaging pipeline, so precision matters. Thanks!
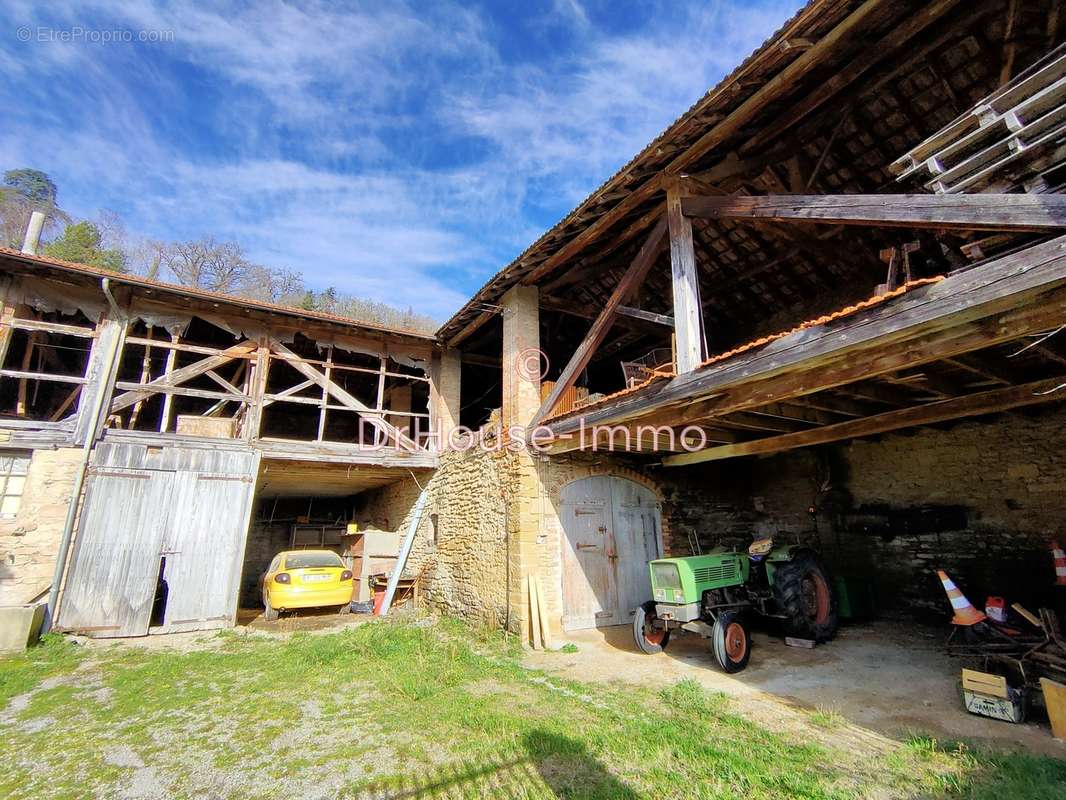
left=0, top=0, right=803, bottom=320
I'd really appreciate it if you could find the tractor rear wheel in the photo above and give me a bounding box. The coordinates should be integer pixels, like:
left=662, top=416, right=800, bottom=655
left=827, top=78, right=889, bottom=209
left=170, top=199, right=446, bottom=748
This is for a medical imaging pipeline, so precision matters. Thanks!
left=633, top=601, right=670, bottom=654
left=772, top=551, right=838, bottom=642
left=711, top=610, right=751, bottom=673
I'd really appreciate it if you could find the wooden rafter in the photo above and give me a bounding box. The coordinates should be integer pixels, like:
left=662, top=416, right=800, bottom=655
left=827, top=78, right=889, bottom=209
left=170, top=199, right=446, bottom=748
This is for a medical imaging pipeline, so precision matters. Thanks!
left=530, top=216, right=668, bottom=428
left=681, top=193, right=1066, bottom=232
left=664, top=375, right=1066, bottom=465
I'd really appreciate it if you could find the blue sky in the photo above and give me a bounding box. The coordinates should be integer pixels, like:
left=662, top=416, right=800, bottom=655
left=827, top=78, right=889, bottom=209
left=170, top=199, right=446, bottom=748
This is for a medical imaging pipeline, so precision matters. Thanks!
left=0, top=0, right=801, bottom=320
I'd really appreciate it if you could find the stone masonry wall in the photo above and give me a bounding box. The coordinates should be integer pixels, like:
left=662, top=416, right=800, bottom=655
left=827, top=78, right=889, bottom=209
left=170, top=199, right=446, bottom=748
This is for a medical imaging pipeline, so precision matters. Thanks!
left=0, top=447, right=82, bottom=606
left=360, top=447, right=509, bottom=628
left=655, top=405, right=1066, bottom=619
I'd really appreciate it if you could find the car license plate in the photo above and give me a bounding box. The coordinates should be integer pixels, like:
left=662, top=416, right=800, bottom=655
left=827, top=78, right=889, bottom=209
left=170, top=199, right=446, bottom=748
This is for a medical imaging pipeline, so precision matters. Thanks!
left=304, top=574, right=330, bottom=583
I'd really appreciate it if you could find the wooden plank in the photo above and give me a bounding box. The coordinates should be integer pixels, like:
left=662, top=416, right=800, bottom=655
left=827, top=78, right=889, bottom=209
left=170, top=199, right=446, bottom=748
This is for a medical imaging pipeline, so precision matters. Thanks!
left=616, top=306, right=674, bottom=327
left=0, top=368, right=86, bottom=384
left=963, top=668, right=1009, bottom=699
left=681, top=193, right=1066, bottom=232
left=531, top=216, right=668, bottom=426
left=1, top=317, right=96, bottom=338
left=529, top=577, right=543, bottom=650
left=667, top=183, right=702, bottom=372
left=109, top=340, right=256, bottom=414
left=114, top=382, right=250, bottom=403
left=447, top=308, right=495, bottom=348
left=664, top=376, right=1066, bottom=466
left=74, top=316, right=126, bottom=445
left=533, top=575, right=554, bottom=650
left=546, top=235, right=1066, bottom=439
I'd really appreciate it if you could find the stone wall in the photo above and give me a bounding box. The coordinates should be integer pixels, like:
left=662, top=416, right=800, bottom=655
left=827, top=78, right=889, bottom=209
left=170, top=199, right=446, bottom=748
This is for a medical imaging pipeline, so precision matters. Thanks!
left=360, top=447, right=509, bottom=628
left=0, top=447, right=82, bottom=606
left=359, top=443, right=667, bottom=637
left=655, top=405, right=1066, bottom=619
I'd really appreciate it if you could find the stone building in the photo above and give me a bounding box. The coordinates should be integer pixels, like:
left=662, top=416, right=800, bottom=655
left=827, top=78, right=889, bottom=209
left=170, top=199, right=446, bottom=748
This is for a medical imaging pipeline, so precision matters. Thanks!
left=3, top=0, right=1066, bottom=645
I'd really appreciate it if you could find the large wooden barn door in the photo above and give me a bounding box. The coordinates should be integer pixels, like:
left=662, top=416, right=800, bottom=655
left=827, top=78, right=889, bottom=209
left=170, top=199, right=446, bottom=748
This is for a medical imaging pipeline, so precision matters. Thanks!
left=157, top=467, right=258, bottom=633
left=57, top=468, right=173, bottom=637
left=57, top=442, right=259, bottom=637
left=559, top=476, right=662, bottom=631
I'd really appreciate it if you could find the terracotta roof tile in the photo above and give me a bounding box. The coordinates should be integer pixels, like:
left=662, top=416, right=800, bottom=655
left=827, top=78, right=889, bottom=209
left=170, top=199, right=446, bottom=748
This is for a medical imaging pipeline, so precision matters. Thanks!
left=544, top=276, right=944, bottom=422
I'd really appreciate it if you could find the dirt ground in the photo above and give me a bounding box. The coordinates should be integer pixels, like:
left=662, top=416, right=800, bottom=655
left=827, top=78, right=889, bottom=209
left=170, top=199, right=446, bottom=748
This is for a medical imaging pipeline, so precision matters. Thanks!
left=525, top=619, right=1066, bottom=758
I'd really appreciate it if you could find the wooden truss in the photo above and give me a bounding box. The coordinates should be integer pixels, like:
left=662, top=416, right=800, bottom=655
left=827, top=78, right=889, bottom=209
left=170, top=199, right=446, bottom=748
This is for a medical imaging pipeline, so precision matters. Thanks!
left=541, top=232, right=1066, bottom=459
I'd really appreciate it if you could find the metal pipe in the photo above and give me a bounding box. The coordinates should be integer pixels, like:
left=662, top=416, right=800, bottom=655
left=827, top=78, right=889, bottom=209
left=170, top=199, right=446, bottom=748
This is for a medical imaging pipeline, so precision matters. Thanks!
left=21, top=211, right=46, bottom=255
left=43, top=278, right=125, bottom=632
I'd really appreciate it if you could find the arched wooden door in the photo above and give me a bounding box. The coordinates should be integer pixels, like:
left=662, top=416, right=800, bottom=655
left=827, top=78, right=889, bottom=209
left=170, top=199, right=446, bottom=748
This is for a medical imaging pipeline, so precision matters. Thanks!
left=559, top=476, right=662, bottom=631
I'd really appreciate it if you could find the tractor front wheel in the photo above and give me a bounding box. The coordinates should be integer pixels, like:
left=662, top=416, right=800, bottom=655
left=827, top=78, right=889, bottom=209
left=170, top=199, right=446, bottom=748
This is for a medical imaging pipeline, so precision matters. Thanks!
left=772, top=551, right=838, bottom=642
left=711, top=610, right=751, bottom=673
left=633, top=601, right=670, bottom=654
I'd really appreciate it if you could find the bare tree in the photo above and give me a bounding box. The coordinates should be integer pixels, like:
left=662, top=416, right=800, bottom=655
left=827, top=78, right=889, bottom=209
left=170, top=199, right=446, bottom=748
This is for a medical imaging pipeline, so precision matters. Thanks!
left=161, top=236, right=252, bottom=293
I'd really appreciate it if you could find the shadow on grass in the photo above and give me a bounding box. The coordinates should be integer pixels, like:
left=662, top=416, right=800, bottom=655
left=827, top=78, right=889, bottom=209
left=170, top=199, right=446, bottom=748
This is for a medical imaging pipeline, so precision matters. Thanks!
left=353, top=729, right=639, bottom=798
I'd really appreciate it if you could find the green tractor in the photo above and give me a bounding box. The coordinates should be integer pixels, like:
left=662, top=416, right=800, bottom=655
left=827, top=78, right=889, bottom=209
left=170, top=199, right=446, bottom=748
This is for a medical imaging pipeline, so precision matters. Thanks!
left=633, top=537, right=837, bottom=672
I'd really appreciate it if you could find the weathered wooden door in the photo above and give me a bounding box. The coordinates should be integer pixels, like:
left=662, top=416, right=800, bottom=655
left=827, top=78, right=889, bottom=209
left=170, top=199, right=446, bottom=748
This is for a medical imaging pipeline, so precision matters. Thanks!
left=611, top=478, right=661, bottom=620
left=58, top=442, right=259, bottom=637
left=58, top=468, right=173, bottom=637
left=559, top=476, right=662, bottom=631
left=157, top=468, right=258, bottom=633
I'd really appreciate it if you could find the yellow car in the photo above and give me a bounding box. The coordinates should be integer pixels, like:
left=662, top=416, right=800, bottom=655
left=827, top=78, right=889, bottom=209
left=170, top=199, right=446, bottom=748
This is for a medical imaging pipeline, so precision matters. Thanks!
left=262, top=550, right=354, bottom=620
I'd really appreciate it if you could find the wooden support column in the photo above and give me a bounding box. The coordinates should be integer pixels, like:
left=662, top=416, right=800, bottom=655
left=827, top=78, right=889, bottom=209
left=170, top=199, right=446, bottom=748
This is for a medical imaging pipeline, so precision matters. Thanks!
left=667, top=180, right=703, bottom=373
left=244, top=341, right=270, bottom=442
left=129, top=328, right=154, bottom=429
left=316, top=345, right=333, bottom=441
left=159, top=333, right=180, bottom=433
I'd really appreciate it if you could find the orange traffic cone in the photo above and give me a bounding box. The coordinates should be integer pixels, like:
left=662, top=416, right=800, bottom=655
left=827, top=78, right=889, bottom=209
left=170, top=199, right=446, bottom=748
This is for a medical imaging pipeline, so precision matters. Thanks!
left=1052, top=540, right=1066, bottom=587
left=936, top=570, right=986, bottom=625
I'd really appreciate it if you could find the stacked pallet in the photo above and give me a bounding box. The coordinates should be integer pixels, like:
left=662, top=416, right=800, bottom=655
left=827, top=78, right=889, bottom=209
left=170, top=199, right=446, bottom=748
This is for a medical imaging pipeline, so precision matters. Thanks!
left=890, top=44, right=1066, bottom=194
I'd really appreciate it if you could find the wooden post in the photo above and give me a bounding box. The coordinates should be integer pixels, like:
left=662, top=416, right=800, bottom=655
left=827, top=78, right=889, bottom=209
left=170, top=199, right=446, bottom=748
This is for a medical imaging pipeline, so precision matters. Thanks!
left=15, top=331, right=40, bottom=416
left=244, top=342, right=270, bottom=442
left=159, top=333, right=179, bottom=433
left=666, top=180, right=703, bottom=373
left=317, top=345, right=332, bottom=441
left=129, top=327, right=153, bottom=429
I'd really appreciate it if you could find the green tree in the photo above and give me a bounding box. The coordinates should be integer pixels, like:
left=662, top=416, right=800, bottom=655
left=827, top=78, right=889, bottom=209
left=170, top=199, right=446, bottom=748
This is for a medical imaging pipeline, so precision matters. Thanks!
left=43, top=221, right=127, bottom=271
left=299, top=290, right=317, bottom=310
left=3, top=169, right=58, bottom=205
left=0, top=168, right=69, bottom=248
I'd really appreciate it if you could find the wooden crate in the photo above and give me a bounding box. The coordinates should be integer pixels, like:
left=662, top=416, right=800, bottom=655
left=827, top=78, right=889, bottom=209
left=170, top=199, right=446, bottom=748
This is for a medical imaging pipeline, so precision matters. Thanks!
left=175, top=415, right=235, bottom=439
left=961, top=668, right=1025, bottom=723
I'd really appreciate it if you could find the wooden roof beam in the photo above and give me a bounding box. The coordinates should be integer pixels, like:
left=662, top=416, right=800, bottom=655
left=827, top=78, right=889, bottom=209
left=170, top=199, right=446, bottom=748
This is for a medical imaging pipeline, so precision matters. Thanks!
left=664, top=375, right=1066, bottom=466
left=682, top=193, right=1066, bottom=233
left=531, top=217, right=668, bottom=427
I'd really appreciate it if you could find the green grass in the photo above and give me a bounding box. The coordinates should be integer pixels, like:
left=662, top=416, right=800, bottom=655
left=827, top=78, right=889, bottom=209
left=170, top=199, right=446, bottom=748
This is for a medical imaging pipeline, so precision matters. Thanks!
left=0, top=618, right=1063, bottom=799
